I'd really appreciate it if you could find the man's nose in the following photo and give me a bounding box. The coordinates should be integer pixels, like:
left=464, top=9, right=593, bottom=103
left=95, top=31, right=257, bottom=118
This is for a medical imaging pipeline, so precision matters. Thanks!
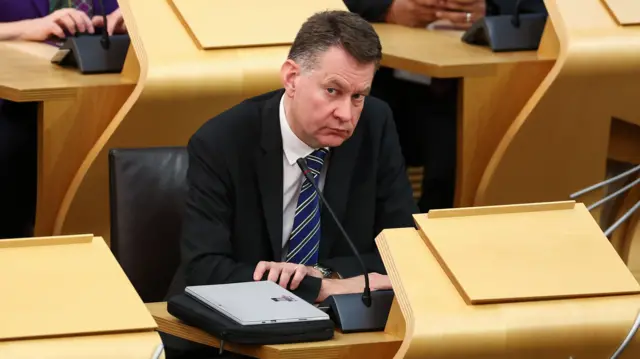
left=333, top=97, right=351, bottom=122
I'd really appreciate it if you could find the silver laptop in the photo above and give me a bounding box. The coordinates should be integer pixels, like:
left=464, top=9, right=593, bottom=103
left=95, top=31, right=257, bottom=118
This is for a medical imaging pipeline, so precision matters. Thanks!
left=185, top=281, right=329, bottom=325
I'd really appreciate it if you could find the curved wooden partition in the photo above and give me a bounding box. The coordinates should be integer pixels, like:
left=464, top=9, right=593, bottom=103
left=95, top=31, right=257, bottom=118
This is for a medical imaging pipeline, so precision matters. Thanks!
left=476, top=0, right=640, bottom=207
left=52, top=0, right=312, bottom=241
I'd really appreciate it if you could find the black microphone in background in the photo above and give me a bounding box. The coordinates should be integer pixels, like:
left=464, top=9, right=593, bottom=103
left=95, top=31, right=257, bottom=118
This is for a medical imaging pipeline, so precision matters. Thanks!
left=511, top=0, right=525, bottom=27
left=296, top=158, right=372, bottom=307
left=97, top=0, right=110, bottom=50
left=461, top=0, right=547, bottom=52
left=51, top=0, right=130, bottom=74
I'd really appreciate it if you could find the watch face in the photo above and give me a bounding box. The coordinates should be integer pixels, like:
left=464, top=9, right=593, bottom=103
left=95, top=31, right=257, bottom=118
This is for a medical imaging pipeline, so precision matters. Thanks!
left=315, top=265, right=331, bottom=278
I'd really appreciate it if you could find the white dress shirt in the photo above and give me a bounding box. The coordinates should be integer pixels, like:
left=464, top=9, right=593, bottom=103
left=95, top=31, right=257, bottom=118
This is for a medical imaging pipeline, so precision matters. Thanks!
left=279, top=95, right=329, bottom=255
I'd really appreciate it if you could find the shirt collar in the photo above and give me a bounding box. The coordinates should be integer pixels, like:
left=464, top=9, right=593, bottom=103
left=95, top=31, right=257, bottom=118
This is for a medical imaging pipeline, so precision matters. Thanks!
left=279, top=94, right=328, bottom=166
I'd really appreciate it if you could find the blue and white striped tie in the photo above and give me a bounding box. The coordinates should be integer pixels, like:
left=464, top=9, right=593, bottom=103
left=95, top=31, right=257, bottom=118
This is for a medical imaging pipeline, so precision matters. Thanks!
left=286, top=148, right=328, bottom=265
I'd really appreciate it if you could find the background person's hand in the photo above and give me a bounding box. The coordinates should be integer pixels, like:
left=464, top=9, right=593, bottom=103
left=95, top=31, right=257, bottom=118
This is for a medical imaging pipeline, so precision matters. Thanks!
left=385, top=0, right=441, bottom=28
left=435, top=0, right=487, bottom=30
left=19, top=8, right=94, bottom=41
left=253, top=261, right=323, bottom=290
left=92, top=8, right=127, bottom=35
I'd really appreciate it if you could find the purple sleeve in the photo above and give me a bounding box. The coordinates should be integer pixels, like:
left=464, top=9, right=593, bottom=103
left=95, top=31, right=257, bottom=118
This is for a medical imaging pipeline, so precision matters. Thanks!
left=95, top=0, right=119, bottom=15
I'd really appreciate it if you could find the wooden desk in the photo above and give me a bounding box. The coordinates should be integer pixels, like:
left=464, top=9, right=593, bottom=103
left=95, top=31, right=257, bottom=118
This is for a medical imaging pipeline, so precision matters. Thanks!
left=0, top=41, right=136, bottom=237
left=146, top=302, right=402, bottom=359
left=375, top=23, right=557, bottom=208
left=0, top=234, right=164, bottom=359
left=376, top=24, right=552, bottom=78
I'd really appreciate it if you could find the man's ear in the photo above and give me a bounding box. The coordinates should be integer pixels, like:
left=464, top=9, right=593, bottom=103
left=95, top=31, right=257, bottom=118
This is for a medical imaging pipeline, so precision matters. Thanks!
left=281, top=59, right=300, bottom=97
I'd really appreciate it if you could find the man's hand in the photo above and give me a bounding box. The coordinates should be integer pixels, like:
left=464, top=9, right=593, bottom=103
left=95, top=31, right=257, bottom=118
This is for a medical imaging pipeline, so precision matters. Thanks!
left=18, top=9, right=94, bottom=41
left=92, top=8, right=127, bottom=35
left=317, top=273, right=392, bottom=302
left=253, top=261, right=323, bottom=290
left=385, top=0, right=440, bottom=28
left=435, top=0, right=487, bottom=30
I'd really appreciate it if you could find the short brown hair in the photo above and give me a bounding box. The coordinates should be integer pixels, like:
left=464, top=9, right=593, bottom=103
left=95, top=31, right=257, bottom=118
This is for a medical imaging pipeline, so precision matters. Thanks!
left=288, top=11, right=382, bottom=70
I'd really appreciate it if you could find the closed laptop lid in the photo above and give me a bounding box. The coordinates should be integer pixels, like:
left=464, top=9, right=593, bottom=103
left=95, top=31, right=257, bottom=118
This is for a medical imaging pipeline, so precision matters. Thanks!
left=185, top=281, right=329, bottom=325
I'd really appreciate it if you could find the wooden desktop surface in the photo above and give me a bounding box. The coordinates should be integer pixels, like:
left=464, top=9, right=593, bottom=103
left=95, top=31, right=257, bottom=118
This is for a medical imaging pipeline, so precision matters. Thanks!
left=0, top=41, right=135, bottom=101
left=146, top=302, right=402, bottom=359
left=374, top=23, right=555, bottom=78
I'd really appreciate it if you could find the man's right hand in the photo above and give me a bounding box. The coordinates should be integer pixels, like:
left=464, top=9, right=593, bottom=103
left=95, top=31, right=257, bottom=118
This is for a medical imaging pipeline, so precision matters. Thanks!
left=317, top=273, right=392, bottom=302
left=253, top=261, right=323, bottom=291
left=385, top=0, right=440, bottom=28
left=19, top=9, right=95, bottom=41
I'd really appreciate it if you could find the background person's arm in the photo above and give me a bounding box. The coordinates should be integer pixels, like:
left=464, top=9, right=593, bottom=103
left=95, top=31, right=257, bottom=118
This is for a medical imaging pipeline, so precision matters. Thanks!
left=0, top=21, right=31, bottom=41
left=0, top=9, right=94, bottom=42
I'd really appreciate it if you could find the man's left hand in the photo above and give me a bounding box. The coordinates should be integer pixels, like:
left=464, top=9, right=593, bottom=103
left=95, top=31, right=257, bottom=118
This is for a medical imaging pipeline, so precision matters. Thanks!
left=435, top=0, right=486, bottom=30
left=253, top=261, right=324, bottom=290
left=91, top=8, right=126, bottom=35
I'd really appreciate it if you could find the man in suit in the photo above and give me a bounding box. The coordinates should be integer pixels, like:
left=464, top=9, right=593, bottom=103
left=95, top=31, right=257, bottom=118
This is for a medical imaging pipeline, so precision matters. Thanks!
left=0, top=0, right=123, bottom=238
left=165, top=10, right=418, bottom=358
left=343, top=0, right=546, bottom=213
left=174, top=8, right=417, bottom=304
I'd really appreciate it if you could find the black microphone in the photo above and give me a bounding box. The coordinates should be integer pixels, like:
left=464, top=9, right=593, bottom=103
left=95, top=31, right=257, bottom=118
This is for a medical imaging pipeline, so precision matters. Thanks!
left=511, top=0, right=524, bottom=27
left=97, top=0, right=111, bottom=50
left=51, top=0, right=130, bottom=73
left=296, top=158, right=372, bottom=307
left=462, top=0, right=546, bottom=52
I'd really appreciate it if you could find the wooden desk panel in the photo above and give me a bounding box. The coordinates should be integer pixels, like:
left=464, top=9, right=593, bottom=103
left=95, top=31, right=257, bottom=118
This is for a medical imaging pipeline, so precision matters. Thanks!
left=146, top=302, right=402, bottom=359
left=375, top=24, right=556, bottom=207
left=0, top=41, right=135, bottom=236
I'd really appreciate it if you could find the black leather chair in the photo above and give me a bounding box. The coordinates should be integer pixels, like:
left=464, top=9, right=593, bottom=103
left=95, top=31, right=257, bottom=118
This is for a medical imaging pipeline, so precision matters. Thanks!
left=109, top=146, right=188, bottom=303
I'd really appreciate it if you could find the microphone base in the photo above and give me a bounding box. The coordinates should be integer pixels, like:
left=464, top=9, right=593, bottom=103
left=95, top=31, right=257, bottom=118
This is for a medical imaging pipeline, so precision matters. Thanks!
left=51, top=34, right=130, bottom=74
left=461, top=13, right=547, bottom=52
left=320, top=290, right=394, bottom=333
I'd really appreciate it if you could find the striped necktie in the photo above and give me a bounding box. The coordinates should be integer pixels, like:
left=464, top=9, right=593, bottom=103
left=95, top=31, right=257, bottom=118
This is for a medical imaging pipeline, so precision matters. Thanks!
left=286, top=148, right=329, bottom=265
left=50, top=0, right=94, bottom=17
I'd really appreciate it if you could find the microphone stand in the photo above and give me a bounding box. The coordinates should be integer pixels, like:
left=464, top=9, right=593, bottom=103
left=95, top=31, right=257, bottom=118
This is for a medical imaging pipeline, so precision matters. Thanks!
left=296, top=158, right=394, bottom=332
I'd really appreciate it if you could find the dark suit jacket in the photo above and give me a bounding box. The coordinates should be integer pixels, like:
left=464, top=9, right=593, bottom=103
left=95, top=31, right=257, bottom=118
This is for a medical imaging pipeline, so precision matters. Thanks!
left=169, top=89, right=419, bottom=303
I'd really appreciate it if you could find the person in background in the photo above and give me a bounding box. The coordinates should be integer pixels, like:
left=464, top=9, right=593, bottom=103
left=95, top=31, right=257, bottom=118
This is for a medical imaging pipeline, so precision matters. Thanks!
left=0, top=1, right=124, bottom=41
left=0, top=0, right=124, bottom=239
left=344, top=0, right=546, bottom=213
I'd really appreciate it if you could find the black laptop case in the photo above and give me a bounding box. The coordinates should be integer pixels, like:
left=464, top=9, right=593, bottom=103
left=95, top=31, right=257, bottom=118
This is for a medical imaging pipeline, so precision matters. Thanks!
left=167, top=293, right=335, bottom=345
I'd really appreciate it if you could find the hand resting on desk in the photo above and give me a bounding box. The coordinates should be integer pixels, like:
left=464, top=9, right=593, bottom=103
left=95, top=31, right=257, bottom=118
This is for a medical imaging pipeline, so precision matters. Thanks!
left=384, top=0, right=486, bottom=30
left=252, top=261, right=392, bottom=303
left=5, top=8, right=94, bottom=41
left=91, top=8, right=126, bottom=36
left=253, top=261, right=324, bottom=290
left=0, top=7, right=126, bottom=42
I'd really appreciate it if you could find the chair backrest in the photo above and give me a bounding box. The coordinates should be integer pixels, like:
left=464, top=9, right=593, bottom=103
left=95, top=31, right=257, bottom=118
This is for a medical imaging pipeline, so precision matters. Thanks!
left=108, top=146, right=188, bottom=302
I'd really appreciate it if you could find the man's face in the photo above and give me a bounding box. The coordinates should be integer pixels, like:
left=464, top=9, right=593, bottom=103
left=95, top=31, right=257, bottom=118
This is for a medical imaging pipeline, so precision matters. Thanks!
left=282, top=47, right=376, bottom=148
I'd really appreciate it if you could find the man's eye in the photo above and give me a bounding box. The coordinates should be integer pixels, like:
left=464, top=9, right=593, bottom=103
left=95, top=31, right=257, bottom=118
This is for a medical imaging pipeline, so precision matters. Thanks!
left=327, top=88, right=336, bottom=94
left=352, top=94, right=362, bottom=100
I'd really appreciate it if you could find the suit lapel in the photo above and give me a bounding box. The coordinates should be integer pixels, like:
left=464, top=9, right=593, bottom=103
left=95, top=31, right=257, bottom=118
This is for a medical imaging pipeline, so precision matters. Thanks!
left=319, top=124, right=362, bottom=259
left=256, top=91, right=285, bottom=261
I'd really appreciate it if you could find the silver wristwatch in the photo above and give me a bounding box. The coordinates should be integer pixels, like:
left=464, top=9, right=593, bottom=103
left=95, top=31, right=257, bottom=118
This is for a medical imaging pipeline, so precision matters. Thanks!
left=313, top=264, right=333, bottom=278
